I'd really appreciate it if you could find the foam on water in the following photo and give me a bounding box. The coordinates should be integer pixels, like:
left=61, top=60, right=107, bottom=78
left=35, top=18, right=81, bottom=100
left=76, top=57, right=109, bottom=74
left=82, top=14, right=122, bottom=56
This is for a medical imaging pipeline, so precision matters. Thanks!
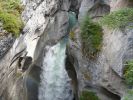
left=38, top=41, right=73, bottom=100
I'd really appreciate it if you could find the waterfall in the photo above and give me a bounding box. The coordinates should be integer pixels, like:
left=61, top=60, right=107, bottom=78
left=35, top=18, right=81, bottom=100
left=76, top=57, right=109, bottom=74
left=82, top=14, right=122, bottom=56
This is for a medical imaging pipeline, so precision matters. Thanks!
left=38, top=40, right=73, bottom=100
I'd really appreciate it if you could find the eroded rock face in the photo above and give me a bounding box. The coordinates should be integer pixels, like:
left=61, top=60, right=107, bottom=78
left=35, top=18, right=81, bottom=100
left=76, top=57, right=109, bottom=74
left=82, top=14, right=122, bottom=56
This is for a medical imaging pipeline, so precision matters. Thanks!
left=67, top=0, right=133, bottom=100
left=67, top=27, right=130, bottom=100
left=78, top=0, right=110, bottom=22
left=94, top=28, right=133, bottom=96
left=111, top=0, right=133, bottom=11
left=0, top=0, right=78, bottom=100
left=101, top=28, right=133, bottom=77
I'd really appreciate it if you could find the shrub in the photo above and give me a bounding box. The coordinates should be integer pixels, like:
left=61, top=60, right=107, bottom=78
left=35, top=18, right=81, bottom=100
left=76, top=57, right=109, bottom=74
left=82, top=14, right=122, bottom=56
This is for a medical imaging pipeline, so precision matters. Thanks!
left=0, top=0, right=23, bottom=37
left=0, top=11, right=23, bottom=37
left=100, top=8, right=133, bottom=29
left=80, top=16, right=103, bottom=58
left=80, top=90, right=99, bottom=100
left=0, top=0, right=23, bottom=13
left=124, top=60, right=133, bottom=85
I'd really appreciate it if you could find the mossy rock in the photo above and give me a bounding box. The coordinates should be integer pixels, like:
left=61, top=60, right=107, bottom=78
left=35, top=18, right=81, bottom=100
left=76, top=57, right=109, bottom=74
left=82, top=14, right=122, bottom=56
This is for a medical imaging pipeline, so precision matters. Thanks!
left=80, top=90, right=99, bottom=100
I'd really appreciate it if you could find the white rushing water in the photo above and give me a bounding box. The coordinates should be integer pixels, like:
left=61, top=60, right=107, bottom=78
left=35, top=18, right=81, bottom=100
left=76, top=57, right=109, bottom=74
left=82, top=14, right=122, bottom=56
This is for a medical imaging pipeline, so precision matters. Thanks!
left=38, top=41, right=73, bottom=100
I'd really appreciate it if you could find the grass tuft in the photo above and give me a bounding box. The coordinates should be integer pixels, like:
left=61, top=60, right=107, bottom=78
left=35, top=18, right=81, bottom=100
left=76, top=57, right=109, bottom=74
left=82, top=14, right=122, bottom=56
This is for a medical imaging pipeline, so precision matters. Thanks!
left=0, top=0, right=23, bottom=37
left=80, top=16, right=103, bottom=58
left=100, top=8, right=133, bottom=29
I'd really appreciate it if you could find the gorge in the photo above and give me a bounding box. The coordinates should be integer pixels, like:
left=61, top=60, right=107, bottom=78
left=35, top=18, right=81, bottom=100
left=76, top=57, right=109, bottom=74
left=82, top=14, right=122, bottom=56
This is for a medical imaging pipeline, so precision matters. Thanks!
left=0, top=0, right=133, bottom=100
left=38, top=39, right=73, bottom=100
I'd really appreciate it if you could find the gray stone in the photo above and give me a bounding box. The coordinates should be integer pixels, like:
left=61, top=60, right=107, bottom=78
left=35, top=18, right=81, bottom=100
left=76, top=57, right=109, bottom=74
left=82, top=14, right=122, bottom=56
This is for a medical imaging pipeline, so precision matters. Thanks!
left=78, top=0, right=110, bottom=22
left=0, top=0, right=78, bottom=99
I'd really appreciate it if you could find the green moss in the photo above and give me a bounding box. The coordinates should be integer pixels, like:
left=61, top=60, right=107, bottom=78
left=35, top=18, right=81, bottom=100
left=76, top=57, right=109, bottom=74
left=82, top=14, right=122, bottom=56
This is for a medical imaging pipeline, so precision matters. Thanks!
left=100, top=8, right=133, bottom=29
left=0, top=0, right=23, bottom=37
left=124, top=60, right=133, bottom=85
left=80, top=90, right=99, bottom=100
left=80, top=16, right=103, bottom=58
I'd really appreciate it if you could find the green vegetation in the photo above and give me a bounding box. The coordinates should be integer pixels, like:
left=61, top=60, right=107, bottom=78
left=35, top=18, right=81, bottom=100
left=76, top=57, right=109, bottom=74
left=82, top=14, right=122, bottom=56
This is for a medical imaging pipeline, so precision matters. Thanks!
left=81, top=16, right=103, bottom=58
left=0, top=0, right=23, bottom=37
left=0, top=12, right=23, bottom=37
left=124, top=60, right=133, bottom=85
left=122, top=90, right=133, bottom=100
left=100, top=8, right=133, bottom=29
left=80, top=90, right=99, bottom=100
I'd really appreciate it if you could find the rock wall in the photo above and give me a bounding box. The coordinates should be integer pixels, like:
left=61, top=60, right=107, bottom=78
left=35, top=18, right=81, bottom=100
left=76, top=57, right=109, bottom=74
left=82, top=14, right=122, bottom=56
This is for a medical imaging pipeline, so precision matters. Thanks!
left=0, top=0, right=79, bottom=100
left=68, top=0, right=133, bottom=100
